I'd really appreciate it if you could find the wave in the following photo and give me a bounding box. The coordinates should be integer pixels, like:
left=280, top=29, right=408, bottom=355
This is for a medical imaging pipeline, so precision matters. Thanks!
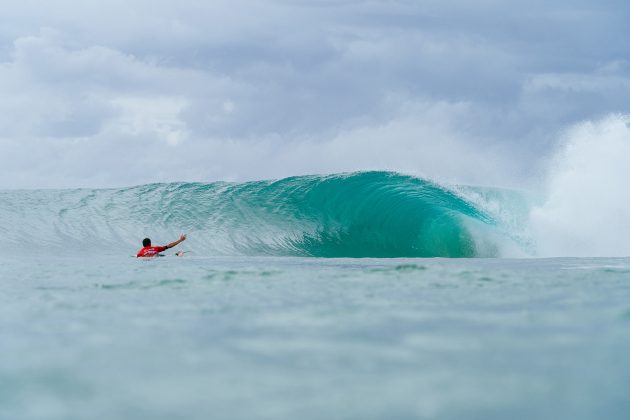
left=0, top=171, right=527, bottom=258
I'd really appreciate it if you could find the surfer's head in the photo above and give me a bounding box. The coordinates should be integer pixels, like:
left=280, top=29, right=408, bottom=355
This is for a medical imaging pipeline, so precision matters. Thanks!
left=142, top=238, right=151, bottom=247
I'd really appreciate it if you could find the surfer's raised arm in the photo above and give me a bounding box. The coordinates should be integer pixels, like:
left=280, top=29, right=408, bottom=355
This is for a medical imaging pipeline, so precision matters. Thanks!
left=166, top=234, right=187, bottom=249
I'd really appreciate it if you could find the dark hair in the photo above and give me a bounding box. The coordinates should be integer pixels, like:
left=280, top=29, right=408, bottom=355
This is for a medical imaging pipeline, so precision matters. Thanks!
left=142, top=238, right=151, bottom=247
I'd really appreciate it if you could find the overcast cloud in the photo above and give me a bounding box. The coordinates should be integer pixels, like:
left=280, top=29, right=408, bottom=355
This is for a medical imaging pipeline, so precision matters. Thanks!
left=0, top=0, right=628, bottom=188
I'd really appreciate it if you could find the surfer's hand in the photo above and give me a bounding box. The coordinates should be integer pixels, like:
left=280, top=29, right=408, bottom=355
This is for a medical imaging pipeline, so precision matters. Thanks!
left=180, top=234, right=187, bottom=241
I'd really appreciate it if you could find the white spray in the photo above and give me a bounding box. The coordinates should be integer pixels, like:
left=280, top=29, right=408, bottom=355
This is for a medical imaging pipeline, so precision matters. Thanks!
left=531, top=114, right=630, bottom=257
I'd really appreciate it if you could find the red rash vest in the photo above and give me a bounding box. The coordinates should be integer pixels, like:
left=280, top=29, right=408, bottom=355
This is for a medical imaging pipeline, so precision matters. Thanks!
left=136, top=246, right=168, bottom=258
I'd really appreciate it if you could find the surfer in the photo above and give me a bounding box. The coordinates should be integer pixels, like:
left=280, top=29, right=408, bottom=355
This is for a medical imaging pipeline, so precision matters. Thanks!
left=137, top=234, right=187, bottom=258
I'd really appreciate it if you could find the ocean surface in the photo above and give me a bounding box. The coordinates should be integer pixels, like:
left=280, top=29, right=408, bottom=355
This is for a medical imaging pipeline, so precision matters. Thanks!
left=1, top=172, right=629, bottom=419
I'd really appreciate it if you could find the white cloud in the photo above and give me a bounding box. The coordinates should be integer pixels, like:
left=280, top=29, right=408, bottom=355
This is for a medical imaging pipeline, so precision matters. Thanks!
left=110, top=96, right=189, bottom=146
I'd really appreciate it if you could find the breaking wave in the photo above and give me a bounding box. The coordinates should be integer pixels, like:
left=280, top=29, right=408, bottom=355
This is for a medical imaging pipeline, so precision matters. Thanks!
left=0, top=171, right=527, bottom=257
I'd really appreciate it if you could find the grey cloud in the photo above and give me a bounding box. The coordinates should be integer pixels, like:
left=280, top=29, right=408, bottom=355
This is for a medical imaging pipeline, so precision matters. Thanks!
left=0, top=0, right=629, bottom=188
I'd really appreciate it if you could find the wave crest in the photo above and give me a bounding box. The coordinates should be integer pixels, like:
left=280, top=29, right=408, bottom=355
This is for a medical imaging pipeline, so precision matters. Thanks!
left=1, top=172, right=522, bottom=257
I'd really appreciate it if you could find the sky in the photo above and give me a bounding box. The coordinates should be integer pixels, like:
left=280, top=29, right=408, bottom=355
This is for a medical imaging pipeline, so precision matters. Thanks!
left=0, top=0, right=629, bottom=189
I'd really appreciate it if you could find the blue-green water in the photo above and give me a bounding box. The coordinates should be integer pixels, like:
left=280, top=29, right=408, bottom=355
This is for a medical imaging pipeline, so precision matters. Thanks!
left=1, top=172, right=629, bottom=419
left=2, top=256, right=629, bottom=419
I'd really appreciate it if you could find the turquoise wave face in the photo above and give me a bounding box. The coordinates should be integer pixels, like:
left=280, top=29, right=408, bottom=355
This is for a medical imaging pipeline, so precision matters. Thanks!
left=0, top=172, right=525, bottom=257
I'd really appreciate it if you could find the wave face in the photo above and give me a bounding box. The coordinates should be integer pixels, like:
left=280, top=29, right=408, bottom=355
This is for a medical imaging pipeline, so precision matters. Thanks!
left=0, top=172, right=525, bottom=257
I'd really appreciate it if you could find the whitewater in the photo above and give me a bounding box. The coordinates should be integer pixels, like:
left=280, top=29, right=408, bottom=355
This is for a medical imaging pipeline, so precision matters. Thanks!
left=2, top=116, right=630, bottom=419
